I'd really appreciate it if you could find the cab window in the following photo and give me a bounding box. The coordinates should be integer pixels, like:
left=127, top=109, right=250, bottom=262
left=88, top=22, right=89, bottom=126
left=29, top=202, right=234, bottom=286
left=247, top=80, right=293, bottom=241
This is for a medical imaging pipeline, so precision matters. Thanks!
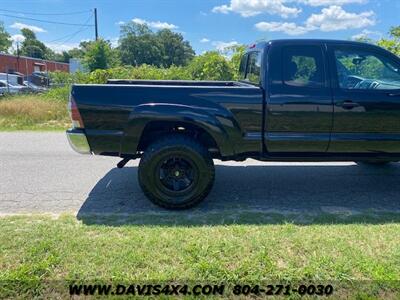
left=282, top=45, right=325, bottom=88
left=238, top=54, right=247, bottom=80
left=245, top=51, right=262, bottom=85
left=334, top=48, right=400, bottom=90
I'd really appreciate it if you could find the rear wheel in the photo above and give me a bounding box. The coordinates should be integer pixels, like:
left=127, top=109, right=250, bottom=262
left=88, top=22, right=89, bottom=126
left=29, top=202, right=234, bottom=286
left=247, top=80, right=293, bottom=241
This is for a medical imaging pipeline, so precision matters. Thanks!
left=138, top=135, right=215, bottom=209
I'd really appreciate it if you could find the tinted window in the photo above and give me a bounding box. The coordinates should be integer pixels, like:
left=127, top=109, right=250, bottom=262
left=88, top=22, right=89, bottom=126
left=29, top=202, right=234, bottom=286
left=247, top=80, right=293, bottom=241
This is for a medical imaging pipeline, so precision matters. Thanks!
left=238, top=54, right=247, bottom=80
left=239, top=54, right=247, bottom=80
left=245, top=51, right=262, bottom=85
left=0, top=82, right=5, bottom=87
left=283, top=46, right=325, bottom=88
left=334, top=48, right=400, bottom=90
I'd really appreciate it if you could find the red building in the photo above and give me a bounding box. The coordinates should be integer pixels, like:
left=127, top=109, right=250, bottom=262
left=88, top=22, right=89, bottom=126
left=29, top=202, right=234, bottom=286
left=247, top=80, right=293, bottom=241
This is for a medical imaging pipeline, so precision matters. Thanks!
left=0, top=53, right=69, bottom=75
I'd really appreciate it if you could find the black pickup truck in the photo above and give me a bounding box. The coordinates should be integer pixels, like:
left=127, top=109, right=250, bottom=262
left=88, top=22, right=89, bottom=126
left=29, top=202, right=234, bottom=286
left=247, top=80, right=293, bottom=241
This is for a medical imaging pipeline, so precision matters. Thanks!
left=67, top=39, right=400, bottom=209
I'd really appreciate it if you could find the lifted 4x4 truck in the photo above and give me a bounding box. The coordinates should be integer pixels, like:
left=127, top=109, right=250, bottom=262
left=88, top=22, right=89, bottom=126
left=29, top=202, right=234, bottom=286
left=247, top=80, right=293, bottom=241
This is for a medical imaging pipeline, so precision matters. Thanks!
left=67, top=39, right=400, bottom=209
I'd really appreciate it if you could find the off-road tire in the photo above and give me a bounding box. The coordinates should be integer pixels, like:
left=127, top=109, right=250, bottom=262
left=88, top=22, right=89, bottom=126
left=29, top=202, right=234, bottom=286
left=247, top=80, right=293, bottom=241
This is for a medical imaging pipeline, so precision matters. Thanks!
left=138, top=135, right=215, bottom=209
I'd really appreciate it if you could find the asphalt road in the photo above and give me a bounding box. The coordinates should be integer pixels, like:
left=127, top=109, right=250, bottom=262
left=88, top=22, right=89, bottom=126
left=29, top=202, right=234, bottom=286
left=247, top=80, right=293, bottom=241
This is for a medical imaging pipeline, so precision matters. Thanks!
left=1, top=132, right=400, bottom=223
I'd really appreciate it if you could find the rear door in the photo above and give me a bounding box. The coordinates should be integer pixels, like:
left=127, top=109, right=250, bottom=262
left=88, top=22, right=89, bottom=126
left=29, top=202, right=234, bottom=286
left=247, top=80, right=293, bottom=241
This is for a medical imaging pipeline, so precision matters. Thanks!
left=327, top=43, right=400, bottom=153
left=265, top=42, right=333, bottom=153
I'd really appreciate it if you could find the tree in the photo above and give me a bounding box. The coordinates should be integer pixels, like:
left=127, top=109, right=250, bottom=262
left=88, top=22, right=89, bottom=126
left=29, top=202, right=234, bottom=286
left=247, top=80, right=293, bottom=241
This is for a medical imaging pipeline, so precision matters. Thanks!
left=63, top=41, right=96, bottom=61
left=119, top=22, right=163, bottom=66
left=188, top=51, right=234, bottom=81
left=0, top=22, right=11, bottom=53
left=83, top=39, right=118, bottom=71
left=20, top=28, right=48, bottom=59
left=118, top=22, right=194, bottom=67
left=227, top=45, right=246, bottom=79
left=156, top=29, right=194, bottom=67
left=67, top=48, right=85, bottom=59
left=377, top=26, right=400, bottom=56
left=389, top=26, right=400, bottom=39
left=59, top=51, right=73, bottom=63
left=18, top=28, right=72, bottom=62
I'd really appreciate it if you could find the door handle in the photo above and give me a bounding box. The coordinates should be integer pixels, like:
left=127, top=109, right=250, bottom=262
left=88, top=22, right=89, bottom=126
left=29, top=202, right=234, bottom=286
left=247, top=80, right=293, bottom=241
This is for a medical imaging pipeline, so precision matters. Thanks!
left=388, top=92, right=400, bottom=97
left=341, top=101, right=359, bottom=109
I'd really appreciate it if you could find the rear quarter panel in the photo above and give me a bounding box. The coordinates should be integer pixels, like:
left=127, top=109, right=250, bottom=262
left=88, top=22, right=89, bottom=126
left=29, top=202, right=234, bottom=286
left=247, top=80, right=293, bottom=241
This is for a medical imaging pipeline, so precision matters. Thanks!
left=72, top=84, right=263, bottom=157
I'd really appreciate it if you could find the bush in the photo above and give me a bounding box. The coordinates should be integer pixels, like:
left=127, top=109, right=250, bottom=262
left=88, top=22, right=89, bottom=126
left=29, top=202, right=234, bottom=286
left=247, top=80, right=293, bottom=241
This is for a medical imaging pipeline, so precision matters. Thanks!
left=188, top=51, right=235, bottom=81
left=42, top=86, right=70, bottom=102
left=49, top=71, right=90, bottom=85
left=50, top=65, right=192, bottom=86
left=44, top=49, right=242, bottom=101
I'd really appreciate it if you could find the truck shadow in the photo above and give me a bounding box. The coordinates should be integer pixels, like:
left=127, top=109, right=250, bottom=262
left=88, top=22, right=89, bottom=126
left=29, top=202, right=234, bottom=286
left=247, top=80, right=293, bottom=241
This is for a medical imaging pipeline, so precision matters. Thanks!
left=77, top=162, right=400, bottom=226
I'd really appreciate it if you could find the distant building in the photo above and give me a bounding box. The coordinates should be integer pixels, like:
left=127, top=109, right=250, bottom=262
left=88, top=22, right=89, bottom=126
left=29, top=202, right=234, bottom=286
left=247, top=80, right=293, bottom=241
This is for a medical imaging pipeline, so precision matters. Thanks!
left=0, top=53, right=69, bottom=76
left=69, top=58, right=87, bottom=73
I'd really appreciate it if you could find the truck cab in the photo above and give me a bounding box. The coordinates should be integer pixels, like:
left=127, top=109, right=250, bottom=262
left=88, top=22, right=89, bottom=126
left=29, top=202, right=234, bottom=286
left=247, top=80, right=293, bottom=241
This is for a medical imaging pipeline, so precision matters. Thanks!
left=240, top=39, right=400, bottom=156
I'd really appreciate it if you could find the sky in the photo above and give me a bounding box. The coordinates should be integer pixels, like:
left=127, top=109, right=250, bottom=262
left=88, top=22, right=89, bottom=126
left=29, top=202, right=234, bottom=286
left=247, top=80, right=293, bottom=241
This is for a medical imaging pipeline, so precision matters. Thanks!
left=2, top=0, right=400, bottom=54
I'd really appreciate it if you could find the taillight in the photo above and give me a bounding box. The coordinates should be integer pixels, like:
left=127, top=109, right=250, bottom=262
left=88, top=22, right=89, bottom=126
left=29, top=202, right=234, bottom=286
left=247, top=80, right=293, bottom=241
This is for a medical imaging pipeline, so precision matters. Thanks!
left=68, top=96, right=84, bottom=128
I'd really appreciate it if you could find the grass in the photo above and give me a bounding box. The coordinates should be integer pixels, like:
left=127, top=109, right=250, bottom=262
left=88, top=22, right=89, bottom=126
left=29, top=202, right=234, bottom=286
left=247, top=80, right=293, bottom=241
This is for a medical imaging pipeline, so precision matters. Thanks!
left=0, top=91, right=70, bottom=131
left=0, top=215, right=399, bottom=299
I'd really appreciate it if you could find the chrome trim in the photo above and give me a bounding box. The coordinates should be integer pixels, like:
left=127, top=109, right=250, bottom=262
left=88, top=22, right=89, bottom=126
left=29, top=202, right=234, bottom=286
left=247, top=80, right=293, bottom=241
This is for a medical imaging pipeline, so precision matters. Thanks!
left=66, top=130, right=91, bottom=154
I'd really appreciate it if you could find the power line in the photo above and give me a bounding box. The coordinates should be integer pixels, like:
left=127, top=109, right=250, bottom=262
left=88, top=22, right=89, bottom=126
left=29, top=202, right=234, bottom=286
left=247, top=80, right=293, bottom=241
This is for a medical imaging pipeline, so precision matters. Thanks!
left=48, top=25, right=91, bottom=44
left=0, top=8, right=92, bottom=16
left=48, top=15, right=93, bottom=44
left=0, top=13, right=94, bottom=26
left=11, top=8, right=99, bottom=52
left=62, top=27, right=91, bottom=44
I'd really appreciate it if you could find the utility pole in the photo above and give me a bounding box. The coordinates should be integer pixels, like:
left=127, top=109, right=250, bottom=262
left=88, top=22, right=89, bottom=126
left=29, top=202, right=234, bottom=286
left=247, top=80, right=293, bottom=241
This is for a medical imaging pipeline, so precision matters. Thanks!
left=94, top=8, right=98, bottom=40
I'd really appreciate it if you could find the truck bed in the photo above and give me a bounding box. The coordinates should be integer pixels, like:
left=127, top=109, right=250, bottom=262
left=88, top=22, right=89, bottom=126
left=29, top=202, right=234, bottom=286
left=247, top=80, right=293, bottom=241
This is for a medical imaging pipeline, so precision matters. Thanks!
left=71, top=79, right=263, bottom=157
left=107, top=79, right=252, bottom=87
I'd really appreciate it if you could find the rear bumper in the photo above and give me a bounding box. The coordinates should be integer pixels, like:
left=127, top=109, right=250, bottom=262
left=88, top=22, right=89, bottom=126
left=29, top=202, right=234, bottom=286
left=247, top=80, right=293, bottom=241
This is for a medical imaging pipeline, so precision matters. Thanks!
left=66, top=129, right=92, bottom=154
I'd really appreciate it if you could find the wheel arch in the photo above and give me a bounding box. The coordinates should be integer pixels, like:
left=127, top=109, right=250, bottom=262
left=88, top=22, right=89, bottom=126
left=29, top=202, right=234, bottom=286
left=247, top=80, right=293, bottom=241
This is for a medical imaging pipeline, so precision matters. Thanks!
left=137, top=120, right=221, bottom=156
left=120, top=103, right=239, bottom=157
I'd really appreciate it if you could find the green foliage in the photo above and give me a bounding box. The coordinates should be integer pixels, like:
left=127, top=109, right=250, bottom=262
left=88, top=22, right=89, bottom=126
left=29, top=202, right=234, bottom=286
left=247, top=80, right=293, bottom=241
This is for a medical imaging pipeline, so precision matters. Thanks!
left=119, top=23, right=162, bottom=66
left=59, top=41, right=104, bottom=64
left=47, top=51, right=72, bottom=64
left=389, top=26, right=400, bottom=39
left=377, top=26, right=400, bottom=56
left=82, top=39, right=118, bottom=72
left=20, top=28, right=49, bottom=59
left=42, top=85, right=71, bottom=102
left=292, top=56, right=317, bottom=84
left=156, top=29, right=195, bottom=67
left=118, top=22, right=194, bottom=67
left=49, top=50, right=238, bottom=86
left=15, top=29, right=114, bottom=64
left=378, top=39, right=400, bottom=57
left=188, top=51, right=235, bottom=81
left=0, top=94, right=70, bottom=130
left=17, top=28, right=65, bottom=62
left=338, top=55, right=384, bottom=79
left=45, top=49, right=239, bottom=103
left=0, top=215, right=400, bottom=298
left=64, top=42, right=89, bottom=60
left=229, top=45, right=246, bottom=80
left=0, top=21, right=11, bottom=53
left=81, top=65, right=191, bottom=84
left=49, top=71, right=90, bottom=85
left=49, top=65, right=191, bottom=86
left=348, top=27, right=400, bottom=84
